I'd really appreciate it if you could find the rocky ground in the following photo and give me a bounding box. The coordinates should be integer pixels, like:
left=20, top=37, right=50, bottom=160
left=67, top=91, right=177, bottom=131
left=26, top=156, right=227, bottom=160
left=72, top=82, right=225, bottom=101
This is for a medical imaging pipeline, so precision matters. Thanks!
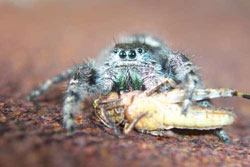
left=0, top=1, right=249, bottom=167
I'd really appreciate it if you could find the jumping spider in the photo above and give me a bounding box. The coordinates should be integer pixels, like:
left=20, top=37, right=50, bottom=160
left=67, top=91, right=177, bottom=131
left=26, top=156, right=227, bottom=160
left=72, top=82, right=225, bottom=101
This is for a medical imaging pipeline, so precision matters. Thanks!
left=28, top=34, right=229, bottom=142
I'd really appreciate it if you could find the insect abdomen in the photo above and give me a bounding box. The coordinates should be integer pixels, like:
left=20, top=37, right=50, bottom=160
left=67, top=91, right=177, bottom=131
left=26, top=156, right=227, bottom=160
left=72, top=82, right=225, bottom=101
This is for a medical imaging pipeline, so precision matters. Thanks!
left=125, top=96, right=235, bottom=131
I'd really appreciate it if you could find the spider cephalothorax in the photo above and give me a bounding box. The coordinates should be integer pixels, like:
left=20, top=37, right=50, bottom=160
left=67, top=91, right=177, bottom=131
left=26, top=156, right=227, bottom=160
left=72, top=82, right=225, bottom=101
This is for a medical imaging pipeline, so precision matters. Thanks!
left=98, top=41, right=166, bottom=93
left=28, top=34, right=230, bottom=141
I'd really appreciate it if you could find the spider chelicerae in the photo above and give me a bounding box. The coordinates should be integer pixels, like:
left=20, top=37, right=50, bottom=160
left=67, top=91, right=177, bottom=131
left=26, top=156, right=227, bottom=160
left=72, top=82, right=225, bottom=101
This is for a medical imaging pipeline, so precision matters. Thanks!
left=28, top=34, right=232, bottom=143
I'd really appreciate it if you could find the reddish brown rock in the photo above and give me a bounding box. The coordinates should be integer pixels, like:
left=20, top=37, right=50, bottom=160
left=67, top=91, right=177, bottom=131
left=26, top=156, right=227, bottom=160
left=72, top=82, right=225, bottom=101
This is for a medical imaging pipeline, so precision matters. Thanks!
left=0, top=1, right=249, bottom=167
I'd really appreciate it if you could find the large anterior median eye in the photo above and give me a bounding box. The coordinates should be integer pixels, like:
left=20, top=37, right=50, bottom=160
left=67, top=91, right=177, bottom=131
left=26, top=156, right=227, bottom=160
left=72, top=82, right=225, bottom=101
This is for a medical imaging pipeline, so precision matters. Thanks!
left=119, top=50, right=127, bottom=59
left=128, top=50, right=136, bottom=59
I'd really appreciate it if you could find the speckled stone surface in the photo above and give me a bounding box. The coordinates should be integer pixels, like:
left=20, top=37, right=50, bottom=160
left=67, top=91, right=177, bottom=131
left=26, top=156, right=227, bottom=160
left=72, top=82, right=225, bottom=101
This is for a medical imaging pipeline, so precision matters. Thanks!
left=0, top=1, right=249, bottom=167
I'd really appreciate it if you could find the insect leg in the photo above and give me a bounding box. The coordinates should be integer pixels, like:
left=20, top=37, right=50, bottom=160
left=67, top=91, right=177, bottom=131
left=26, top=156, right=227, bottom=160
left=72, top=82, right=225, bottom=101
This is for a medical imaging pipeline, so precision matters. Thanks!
left=137, top=130, right=179, bottom=138
left=100, top=108, right=123, bottom=138
left=123, top=112, right=148, bottom=135
left=192, top=88, right=250, bottom=101
left=214, top=129, right=231, bottom=144
left=94, top=97, right=124, bottom=137
left=27, top=66, right=77, bottom=101
left=235, top=92, right=250, bottom=99
left=145, top=78, right=177, bottom=96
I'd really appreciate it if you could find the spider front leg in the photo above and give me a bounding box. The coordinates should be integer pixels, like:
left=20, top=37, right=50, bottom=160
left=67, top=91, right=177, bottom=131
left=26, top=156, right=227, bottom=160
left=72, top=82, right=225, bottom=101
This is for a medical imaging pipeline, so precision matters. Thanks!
left=63, top=64, right=100, bottom=135
left=181, top=70, right=201, bottom=115
left=63, top=78, right=85, bottom=134
left=168, top=51, right=203, bottom=115
left=27, top=66, right=77, bottom=101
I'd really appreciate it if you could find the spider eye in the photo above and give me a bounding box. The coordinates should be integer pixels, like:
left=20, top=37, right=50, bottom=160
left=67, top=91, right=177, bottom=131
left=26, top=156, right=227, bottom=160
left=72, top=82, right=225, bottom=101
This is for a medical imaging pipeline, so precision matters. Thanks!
left=137, top=48, right=143, bottom=54
left=119, top=50, right=127, bottom=59
left=128, top=50, right=136, bottom=59
left=113, top=48, right=118, bottom=54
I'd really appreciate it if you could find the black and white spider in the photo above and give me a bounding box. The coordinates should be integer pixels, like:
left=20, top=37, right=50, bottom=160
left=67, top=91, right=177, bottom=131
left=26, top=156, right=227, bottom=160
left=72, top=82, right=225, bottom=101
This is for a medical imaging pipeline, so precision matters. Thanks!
left=27, top=34, right=230, bottom=142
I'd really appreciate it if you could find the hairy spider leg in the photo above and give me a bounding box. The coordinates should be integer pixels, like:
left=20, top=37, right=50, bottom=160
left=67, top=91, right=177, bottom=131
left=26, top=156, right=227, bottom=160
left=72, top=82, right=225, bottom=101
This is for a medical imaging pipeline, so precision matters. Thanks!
left=214, top=129, right=232, bottom=144
left=167, top=52, right=203, bottom=115
left=27, top=66, right=77, bottom=101
left=63, top=63, right=99, bottom=134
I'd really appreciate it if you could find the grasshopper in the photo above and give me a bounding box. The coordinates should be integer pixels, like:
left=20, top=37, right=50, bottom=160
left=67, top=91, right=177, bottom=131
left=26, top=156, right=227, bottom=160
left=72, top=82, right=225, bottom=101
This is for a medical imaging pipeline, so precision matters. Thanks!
left=94, top=78, right=250, bottom=143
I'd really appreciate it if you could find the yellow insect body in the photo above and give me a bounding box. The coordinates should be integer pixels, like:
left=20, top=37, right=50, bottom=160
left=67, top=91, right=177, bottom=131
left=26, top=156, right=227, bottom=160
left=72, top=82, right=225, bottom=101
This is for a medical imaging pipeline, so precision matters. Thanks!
left=95, top=87, right=246, bottom=132
left=125, top=94, right=235, bottom=130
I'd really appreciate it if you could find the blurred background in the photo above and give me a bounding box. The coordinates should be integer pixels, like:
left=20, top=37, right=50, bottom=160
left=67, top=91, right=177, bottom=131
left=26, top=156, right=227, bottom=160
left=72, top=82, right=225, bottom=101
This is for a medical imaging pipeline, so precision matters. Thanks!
left=0, top=1, right=249, bottom=167
left=1, top=0, right=250, bottom=95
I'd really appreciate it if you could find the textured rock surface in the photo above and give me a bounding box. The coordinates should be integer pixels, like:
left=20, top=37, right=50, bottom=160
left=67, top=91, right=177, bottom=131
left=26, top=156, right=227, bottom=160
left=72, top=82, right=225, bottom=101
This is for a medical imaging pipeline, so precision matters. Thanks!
left=0, top=1, right=249, bottom=167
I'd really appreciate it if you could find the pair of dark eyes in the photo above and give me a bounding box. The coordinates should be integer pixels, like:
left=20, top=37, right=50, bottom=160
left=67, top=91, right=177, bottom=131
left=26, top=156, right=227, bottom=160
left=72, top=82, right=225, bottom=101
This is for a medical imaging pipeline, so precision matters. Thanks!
left=119, top=50, right=136, bottom=59
left=113, top=48, right=143, bottom=59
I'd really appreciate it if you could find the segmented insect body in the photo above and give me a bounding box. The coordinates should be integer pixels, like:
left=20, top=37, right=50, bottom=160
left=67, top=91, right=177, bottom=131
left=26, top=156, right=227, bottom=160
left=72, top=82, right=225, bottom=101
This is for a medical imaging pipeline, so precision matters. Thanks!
left=94, top=85, right=249, bottom=136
